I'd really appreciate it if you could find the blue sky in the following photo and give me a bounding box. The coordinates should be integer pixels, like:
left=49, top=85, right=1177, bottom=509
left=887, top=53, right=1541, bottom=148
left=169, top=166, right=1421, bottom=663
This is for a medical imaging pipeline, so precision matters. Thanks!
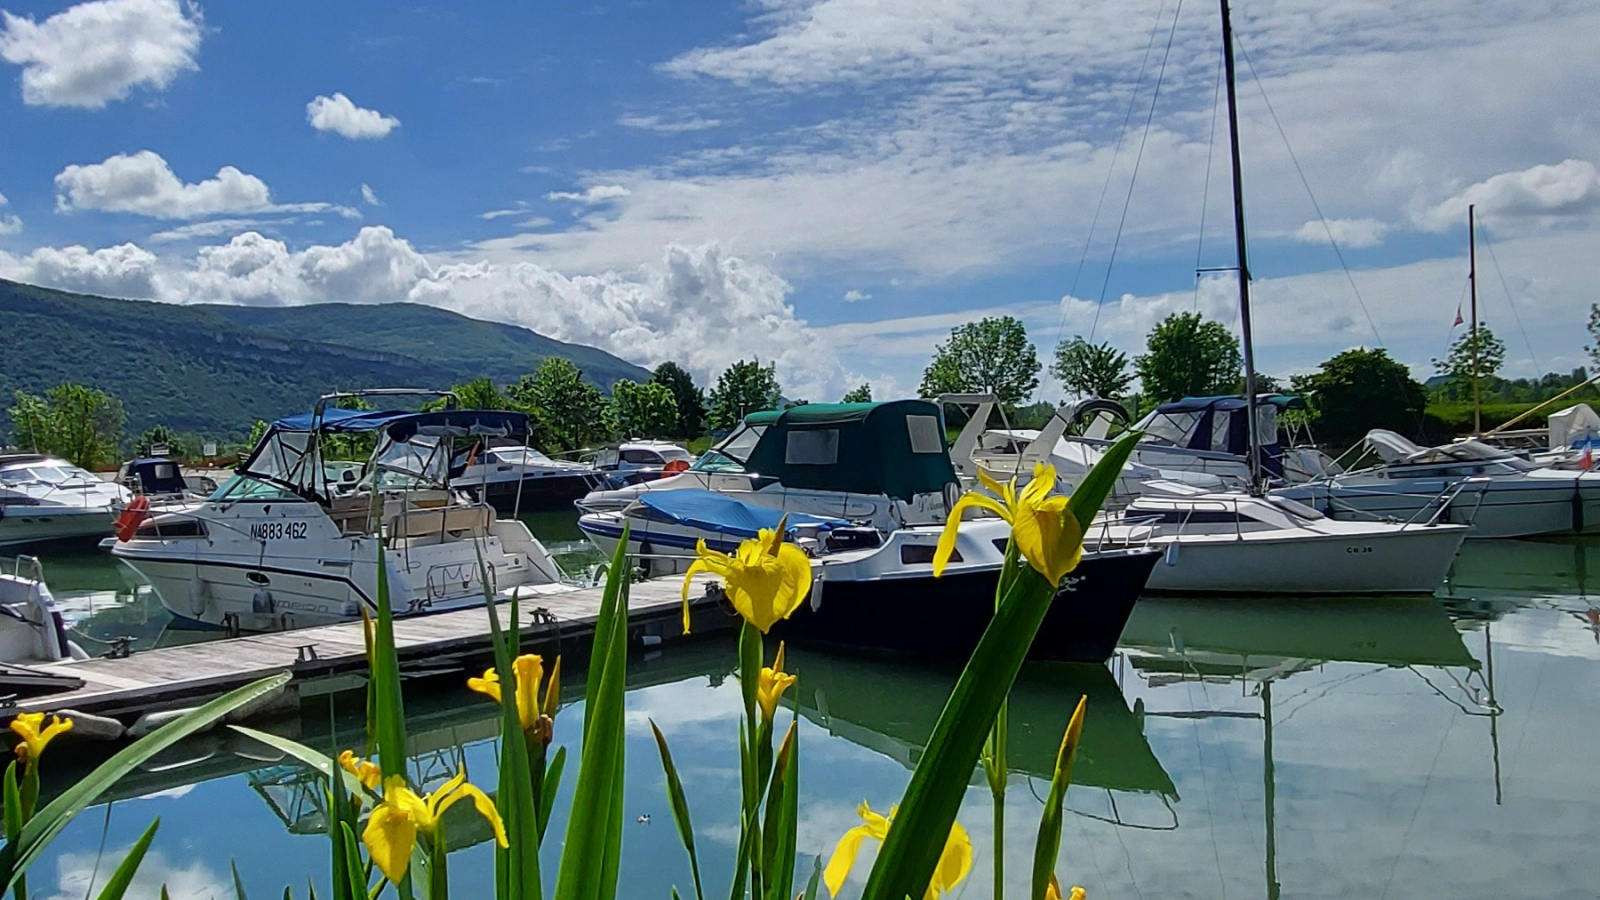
left=1, top=0, right=1597, bottom=401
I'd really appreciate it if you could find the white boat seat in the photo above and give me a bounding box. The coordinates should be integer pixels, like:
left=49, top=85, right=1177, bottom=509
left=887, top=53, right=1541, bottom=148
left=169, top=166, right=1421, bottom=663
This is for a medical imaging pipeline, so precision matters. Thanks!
left=327, top=495, right=381, bottom=536
left=386, top=504, right=494, bottom=541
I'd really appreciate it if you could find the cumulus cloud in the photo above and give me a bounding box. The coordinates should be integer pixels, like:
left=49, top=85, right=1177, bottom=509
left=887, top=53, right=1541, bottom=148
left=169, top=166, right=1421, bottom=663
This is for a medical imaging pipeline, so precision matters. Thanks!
left=0, top=0, right=201, bottom=108
left=0, top=191, right=20, bottom=235
left=41, top=846, right=225, bottom=900
left=306, top=93, right=401, bottom=140
left=545, top=185, right=631, bottom=205
left=1294, top=218, right=1389, bottom=249
left=1, top=241, right=160, bottom=297
left=148, top=218, right=284, bottom=243
left=1418, top=159, right=1600, bottom=231
left=361, top=183, right=382, bottom=206
left=617, top=114, right=722, bottom=133
left=842, top=289, right=871, bottom=302
left=54, top=151, right=271, bottom=219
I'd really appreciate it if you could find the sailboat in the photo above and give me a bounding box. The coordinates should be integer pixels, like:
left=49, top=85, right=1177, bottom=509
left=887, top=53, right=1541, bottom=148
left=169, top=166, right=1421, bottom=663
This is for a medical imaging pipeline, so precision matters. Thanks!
left=1271, top=206, right=1600, bottom=538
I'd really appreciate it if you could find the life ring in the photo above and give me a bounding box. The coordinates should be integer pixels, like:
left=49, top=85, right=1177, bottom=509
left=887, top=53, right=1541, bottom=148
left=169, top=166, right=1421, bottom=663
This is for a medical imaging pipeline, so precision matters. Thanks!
left=115, top=496, right=150, bottom=542
left=663, top=459, right=690, bottom=475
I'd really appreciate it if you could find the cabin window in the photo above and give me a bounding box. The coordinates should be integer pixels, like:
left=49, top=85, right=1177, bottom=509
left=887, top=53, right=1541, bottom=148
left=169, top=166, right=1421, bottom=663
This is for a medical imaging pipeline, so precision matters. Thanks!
left=135, top=518, right=207, bottom=538
left=906, top=415, right=944, bottom=454
left=621, top=449, right=661, bottom=465
left=902, top=544, right=960, bottom=565
left=785, top=429, right=839, bottom=465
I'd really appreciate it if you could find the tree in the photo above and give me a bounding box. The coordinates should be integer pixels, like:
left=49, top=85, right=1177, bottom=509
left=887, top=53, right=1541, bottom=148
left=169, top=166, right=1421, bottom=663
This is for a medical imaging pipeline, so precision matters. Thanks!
left=651, top=362, right=707, bottom=439
left=507, top=359, right=605, bottom=452
left=917, top=316, right=1041, bottom=407
left=8, top=382, right=126, bottom=470
left=706, top=360, right=781, bottom=432
left=450, top=376, right=515, bottom=410
left=135, top=424, right=198, bottom=459
left=841, top=383, right=873, bottom=403
left=1051, top=337, right=1133, bottom=399
left=1291, top=348, right=1427, bottom=447
left=605, top=380, right=679, bottom=439
left=1587, top=304, right=1600, bottom=370
left=1134, top=312, right=1242, bottom=404
left=1433, top=323, right=1507, bottom=396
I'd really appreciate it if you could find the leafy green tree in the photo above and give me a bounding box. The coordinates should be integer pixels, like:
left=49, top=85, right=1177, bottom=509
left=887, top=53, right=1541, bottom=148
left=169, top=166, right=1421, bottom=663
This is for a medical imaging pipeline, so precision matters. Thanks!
left=8, top=382, right=126, bottom=470
left=241, top=419, right=269, bottom=453
left=1051, top=337, right=1133, bottom=399
left=1134, top=312, right=1242, bottom=404
left=841, top=383, right=873, bottom=403
left=707, top=360, right=781, bottom=432
left=1291, top=348, right=1427, bottom=446
left=449, top=376, right=515, bottom=410
left=917, top=316, right=1041, bottom=407
left=650, top=362, right=707, bottom=438
left=604, top=380, right=679, bottom=439
left=1433, top=324, right=1506, bottom=398
left=134, top=424, right=198, bottom=459
left=507, top=358, right=605, bottom=452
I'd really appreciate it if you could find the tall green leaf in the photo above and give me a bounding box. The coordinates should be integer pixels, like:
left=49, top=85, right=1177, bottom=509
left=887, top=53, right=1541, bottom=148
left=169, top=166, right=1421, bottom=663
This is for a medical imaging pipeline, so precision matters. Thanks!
left=649, top=722, right=705, bottom=900
left=1, top=673, right=292, bottom=888
left=1068, top=431, right=1140, bottom=529
left=91, top=818, right=159, bottom=900
left=478, top=546, right=542, bottom=900
left=231, top=860, right=250, bottom=900
left=369, top=540, right=409, bottom=778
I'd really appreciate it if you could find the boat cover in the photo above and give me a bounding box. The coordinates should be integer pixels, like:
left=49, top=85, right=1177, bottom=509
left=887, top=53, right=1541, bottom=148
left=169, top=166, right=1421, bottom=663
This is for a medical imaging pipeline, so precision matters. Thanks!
left=636, top=489, right=848, bottom=539
left=273, top=408, right=528, bottom=439
left=737, top=400, right=958, bottom=501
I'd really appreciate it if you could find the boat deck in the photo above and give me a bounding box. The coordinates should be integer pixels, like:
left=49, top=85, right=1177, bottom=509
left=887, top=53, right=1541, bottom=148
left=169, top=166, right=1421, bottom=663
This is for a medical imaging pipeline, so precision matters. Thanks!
left=7, top=577, right=731, bottom=722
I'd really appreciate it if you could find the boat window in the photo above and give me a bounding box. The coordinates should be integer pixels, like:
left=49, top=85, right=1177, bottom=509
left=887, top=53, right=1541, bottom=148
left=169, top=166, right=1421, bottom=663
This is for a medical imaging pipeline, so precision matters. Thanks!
left=490, top=447, right=554, bottom=466
left=906, top=415, right=945, bottom=454
left=658, top=447, right=693, bottom=462
left=621, top=448, right=662, bottom=465
left=210, top=474, right=301, bottom=502
left=902, top=544, right=960, bottom=565
left=13, top=465, right=92, bottom=484
left=135, top=517, right=207, bottom=538
left=241, top=429, right=315, bottom=491
left=785, top=429, right=839, bottom=465
left=369, top=434, right=450, bottom=489
left=693, top=425, right=766, bottom=473
left=1135, top=411, right=1201, bottom=448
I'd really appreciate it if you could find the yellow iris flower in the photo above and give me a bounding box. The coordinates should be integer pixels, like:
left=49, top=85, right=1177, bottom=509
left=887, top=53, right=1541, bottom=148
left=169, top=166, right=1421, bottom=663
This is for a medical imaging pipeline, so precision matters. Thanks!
left=9, top=712, right=72, bottom=766
left=468, top=654, right=559, bottom=742
left=934, top=463, right=1083, bottom=587
left=823, top=802, right=972, bottom=900
left=1046, top=875, right=1087, bottom=900
left=337, top=750, right=382, bottom=791
left=757, top=641, right=797, bottom=724
left=364, top=773, right=508, bottom=885
left=681, top=520, right=812, bottom=634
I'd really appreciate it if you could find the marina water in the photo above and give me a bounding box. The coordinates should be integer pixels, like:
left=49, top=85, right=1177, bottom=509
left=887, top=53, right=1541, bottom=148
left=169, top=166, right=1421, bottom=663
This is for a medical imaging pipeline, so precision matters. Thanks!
left=19, top=526, right=1600, bottom=898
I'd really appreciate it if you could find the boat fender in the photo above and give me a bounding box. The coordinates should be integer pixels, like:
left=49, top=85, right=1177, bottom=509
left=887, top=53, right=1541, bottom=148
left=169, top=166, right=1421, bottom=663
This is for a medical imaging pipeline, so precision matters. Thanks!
left=188, top=579, right=208, bottom=617
left=809, top=577, right=824, bottom=611
left=66, top=640, right=89, bottom=661
left=1573, top=486, right=1585, bottom=534
left=48, top=610, right=72, bottom=660
left=129, top=707, right=195, bottom=737
left=1163, top=542, right=1180, bottom=567
left=252, top=589, right=275, bottom=615
left=51, top=709, right=123, bottom=741
left=114, top=496, right=150, bottom=542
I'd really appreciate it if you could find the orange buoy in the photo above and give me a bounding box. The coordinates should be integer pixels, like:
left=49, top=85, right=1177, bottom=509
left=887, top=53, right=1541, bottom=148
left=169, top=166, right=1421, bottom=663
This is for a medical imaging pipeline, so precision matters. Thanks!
left=115, top=496, right=150, bottom=542
left=663, top=459, right=690, bottom=475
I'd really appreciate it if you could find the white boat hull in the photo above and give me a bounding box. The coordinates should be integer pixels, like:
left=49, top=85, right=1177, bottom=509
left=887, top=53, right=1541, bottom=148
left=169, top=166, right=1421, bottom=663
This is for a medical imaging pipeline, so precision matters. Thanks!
left=1277, top=475, right=1600, bottom=539
left=1127, top=525, right=1467, bottom=594
left=0, top=506, right=116, bottom=548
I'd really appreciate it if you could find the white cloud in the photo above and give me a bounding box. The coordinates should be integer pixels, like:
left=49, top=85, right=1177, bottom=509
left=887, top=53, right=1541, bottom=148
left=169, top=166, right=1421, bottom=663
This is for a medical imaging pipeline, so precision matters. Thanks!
left=1, top=241, right=160, bottom=297
left=306, top=92, right=401, bottom=140
left=842, top=289, right=871, bottom=302
left=545, top=184, right=631, bottom=205
left=148, top=218, right=286, bottom=243
left=1418, top=159, right=1600, bottom=231
left=617, top=114, right=722, bottom=133
left=1294, top=218, right=1389, bottom=249
left=54, top=151, right=271, bottom=219
left=480, top=205, right=528, bottom=220
left=0, top=191, right=19, bottom=235
left=361, top=183, right=382, bottom=206
left=41, top=845, right=225, bottom=900
left=0, top=0, right=201, bottom=108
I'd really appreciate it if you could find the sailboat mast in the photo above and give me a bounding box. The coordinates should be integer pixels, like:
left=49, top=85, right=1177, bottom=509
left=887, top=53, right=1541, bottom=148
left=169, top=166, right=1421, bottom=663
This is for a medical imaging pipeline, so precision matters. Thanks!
left=1220, top=0, right=1262, bottom=491
left=1469, top=204, right=1481, bottom=435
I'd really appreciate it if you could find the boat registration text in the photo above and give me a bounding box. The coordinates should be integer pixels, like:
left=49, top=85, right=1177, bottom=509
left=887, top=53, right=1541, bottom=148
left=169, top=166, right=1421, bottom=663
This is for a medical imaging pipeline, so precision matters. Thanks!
left=250, top=521, right=309, bottom=540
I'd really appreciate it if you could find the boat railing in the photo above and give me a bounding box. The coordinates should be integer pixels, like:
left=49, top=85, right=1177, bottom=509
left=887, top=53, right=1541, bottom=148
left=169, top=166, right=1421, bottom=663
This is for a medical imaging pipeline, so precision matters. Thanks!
left=2, top=554, right=44, bottom=583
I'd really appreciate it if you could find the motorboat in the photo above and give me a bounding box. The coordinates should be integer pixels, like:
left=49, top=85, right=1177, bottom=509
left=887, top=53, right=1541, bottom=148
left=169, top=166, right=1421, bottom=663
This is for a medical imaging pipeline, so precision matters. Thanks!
left=580, top=489, right=1158, bottom=664
left=453, top=439, right=603, bottom=513
left=116, top=457, right=216, bottom=505
left=0, top=454, right=130, bottom=548
left=1101, top=485, right=1470, bottom=594
left=0, top=555, right=89, bottom=666
left=589, top=440, right=695, bottom=488
left=576, top=399, right=1155, bottom=663
left=110, top=392, right=575, bottom=633
left=1272, top=429, right=1600, bottom=538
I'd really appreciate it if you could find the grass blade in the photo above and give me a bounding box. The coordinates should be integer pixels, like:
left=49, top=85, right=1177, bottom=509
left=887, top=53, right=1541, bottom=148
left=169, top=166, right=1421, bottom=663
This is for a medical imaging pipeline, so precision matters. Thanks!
left=229, top=727, right=370, bottom=798
left=91, top=818, right=159, bottom=900
left=649, top=722, right=705, bottom=900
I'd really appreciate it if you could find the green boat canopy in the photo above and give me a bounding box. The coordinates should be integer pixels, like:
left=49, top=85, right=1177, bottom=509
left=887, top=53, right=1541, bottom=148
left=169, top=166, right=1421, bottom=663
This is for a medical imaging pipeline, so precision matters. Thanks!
left=740, top=400, right=957, bottom=501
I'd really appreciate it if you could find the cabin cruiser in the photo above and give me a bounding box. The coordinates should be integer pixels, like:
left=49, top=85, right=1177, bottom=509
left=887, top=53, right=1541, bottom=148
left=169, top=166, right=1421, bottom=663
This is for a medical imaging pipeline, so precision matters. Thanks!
left=589, top=440, right=695, bottom=488
left=110, top=396, right=574, bottom=633
left=0, top=454, right=130, bottom=548
left=578, top=401, right=1159, bottom=663
left=116, top=457, right=216, bottom=504
left=1273, top=429, right=1600, bottom=538
left=453, top=439, right=602, bottom=513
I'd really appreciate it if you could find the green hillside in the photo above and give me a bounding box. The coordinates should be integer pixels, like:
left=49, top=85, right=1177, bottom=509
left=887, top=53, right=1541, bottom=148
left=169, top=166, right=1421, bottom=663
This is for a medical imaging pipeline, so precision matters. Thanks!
left=0, top=278, right=649, bottom=440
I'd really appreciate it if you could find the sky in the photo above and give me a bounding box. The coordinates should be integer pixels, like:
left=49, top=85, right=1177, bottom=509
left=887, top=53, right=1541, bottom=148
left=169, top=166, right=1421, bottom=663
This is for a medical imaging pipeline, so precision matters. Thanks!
left=0, top=0, right=1597, bottom=403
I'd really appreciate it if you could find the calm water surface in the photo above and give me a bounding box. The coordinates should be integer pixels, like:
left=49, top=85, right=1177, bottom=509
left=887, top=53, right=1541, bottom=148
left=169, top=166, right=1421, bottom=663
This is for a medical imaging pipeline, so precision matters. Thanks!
left=18, top=532, right=1600, bottom=899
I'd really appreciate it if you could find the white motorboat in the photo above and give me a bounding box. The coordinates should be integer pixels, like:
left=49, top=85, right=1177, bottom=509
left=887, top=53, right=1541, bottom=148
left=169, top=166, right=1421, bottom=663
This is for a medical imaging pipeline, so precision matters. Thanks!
left=589, top=440, right=696, bottom=488
left=0, top=556, right=89, bottom=664
left=1272, top=429, right=1600, bottom=538
left=0, top=454, right=130, bottom=548
left=454, top=440, right=602, bottom=513
left=110, top=393, right=575, bottom=633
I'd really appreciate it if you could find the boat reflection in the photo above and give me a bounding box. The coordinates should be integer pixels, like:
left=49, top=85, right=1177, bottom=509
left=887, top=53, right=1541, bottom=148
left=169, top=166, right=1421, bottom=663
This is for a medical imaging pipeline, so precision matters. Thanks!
left=785, top=648, right=1179, bottom=827
left=1440, top=538, right=1600, bottom=640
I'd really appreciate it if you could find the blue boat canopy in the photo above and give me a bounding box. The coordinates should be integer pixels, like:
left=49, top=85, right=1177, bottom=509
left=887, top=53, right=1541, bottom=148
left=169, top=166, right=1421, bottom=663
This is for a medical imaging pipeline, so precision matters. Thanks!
left=635, top=489, right=848, bottom=540
left=1134, top=394, right=1305, bottom=477
left=272, top=408, right=528, bottom=440
left=1153, top=394, right=1306, bottom=414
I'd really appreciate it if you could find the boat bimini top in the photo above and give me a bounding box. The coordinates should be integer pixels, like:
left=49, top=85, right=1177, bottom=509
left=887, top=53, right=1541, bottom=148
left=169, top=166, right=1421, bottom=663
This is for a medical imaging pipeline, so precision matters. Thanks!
left=1133, top=394, right=1305, bottom=476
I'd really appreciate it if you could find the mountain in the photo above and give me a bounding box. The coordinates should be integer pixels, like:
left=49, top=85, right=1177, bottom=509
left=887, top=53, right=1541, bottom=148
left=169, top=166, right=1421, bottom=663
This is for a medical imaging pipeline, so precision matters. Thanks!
left=0, top=278, right=650, bottom=440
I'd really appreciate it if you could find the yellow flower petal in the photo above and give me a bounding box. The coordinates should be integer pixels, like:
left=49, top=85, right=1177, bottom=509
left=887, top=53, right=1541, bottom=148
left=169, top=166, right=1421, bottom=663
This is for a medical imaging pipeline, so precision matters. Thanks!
left=451, top=781, right=509, bottom=849
left=1069, top=887, right=1087, bottom=900
left=757, top=642, right=798, bottom=725
left=680, top=548, right=733, bottom=634
left=363, top=798, right=418, bottom=885
left=933, top=492, right=1010, bottom=578
left=823, top=824, right=876, bottom=897
left=467, top=668, right=502, bottom=704
left=10, top=711, right=71, bottom=765
left=512, top=654, right=544, bottom=730
left=926, top=818, right=973, bottom=900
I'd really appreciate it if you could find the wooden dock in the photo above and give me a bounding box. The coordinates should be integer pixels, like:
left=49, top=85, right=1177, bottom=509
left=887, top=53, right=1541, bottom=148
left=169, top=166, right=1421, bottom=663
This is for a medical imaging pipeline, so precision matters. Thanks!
left=8, top=578, right=734, bottom=723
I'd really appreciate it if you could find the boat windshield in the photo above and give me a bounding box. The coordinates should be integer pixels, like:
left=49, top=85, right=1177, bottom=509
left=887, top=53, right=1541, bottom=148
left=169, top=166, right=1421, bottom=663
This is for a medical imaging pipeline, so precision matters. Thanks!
left=0, top=463, right=98, bottom=486
left=1134, top=410, right=1202, bottom=448
left=692, top=425, right=767, bottom=473
left=366, top=434, right=451, bottom=490
left=488, top=447, right=555, bottom=466
left=209, top=473, right=302, bottom=502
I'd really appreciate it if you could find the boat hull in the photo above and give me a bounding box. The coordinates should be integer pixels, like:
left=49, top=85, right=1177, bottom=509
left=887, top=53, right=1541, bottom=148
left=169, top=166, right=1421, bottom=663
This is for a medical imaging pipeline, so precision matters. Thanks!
left=466, top=473, right=598, bottom=514
left=1130, top=525, right=1466, bottom=594
left=1277, top=476, right=1600, bottom=539
left=0, top=506, right=115, bottom=548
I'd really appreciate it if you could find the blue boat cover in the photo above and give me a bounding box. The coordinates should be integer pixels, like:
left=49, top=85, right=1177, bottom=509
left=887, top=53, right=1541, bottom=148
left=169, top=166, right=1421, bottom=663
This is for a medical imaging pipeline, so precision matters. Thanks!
left=636, top=489, right=848, bottom=539
left=273, top=408, right=528, bottom=439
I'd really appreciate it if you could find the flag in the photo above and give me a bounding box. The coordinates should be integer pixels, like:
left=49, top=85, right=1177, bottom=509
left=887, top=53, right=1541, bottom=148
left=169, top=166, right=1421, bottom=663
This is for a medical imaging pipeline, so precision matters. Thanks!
left=1582, top=445, right=1593, bottom=471
left=1453, top=303, right=1464, bottom=327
